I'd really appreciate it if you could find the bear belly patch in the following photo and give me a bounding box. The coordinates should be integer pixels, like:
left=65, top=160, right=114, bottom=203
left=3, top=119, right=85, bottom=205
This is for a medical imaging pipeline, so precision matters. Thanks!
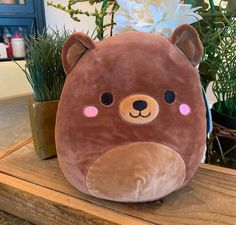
left=86, top=142, right=186, bottom=202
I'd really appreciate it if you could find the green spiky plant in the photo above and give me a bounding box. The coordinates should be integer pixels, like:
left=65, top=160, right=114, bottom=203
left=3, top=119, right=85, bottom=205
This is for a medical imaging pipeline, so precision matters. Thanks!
left=186, top=1, right=236, bottom=168
left=47, top=0, right=119, bottom=40
left=184, top=0, right=236, bottom=90
left=207, top=18, right=236, bottom=168
left=211, top=19, right=236, bottom=117
left=186, top=0, right=236, bottom=117
left=15, top=28, right=70, bottom=102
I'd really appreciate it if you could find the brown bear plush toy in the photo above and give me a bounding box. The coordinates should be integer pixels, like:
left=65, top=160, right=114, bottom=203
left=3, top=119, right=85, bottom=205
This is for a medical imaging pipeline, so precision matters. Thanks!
left=56, top=24, right=206, bottom=202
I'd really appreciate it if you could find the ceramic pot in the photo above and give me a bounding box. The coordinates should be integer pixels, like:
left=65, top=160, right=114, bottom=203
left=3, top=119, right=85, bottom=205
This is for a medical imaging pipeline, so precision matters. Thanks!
left=28, top=98, right=58, bottom=159
left=211, top=103, right=236, bottom=129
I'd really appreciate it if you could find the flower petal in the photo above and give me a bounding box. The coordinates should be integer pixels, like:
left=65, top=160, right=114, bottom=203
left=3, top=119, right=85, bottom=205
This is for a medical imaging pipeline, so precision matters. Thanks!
left=113, top=0, right=202, bottom=37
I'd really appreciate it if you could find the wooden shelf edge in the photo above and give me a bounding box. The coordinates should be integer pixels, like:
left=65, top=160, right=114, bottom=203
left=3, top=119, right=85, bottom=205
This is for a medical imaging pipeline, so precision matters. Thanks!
left=0, top=137, right=32, bottom=159
left=199, top=163, right=236, bottom=176
left=0, top=172, right=154, bottom=225
left=1, top=138, right=235, bottom=177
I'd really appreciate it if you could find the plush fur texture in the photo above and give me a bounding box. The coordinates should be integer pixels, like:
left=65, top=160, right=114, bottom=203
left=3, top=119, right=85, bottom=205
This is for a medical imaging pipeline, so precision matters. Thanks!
left=56, top=24, right=206, bottom=202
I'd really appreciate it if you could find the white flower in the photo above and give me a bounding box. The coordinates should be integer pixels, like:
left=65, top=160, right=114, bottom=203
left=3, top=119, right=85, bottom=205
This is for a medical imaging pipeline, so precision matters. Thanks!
left=113, top=0, right=202, bottom=37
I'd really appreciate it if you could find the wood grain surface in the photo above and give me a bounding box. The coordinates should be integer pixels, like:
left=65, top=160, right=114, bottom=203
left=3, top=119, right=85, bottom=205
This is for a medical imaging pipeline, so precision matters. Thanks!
left=0, top=141, right=235, bottom=225
left=0, top=137, right=32, bottom=159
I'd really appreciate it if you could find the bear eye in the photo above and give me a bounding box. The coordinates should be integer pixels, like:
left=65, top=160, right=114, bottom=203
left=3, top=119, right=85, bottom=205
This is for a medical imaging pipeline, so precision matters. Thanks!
left=164, top=90, right=176, bottom=104
left=100, top=92, right=113, bottom=106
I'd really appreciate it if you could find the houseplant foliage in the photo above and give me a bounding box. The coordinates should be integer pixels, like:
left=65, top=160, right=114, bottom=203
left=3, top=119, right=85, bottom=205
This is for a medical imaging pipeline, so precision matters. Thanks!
left=189, top=0, right=236, bottom=168
left=18, top=29, right=69, bottom=102
left=184, top=0, right=236, bottom=90
left=207, top=19, right=236, bottom=168
left=212, top=19, right=236, bottom=118
left=16, top=29, right=70, bottom=159
left=47, top=0, right=119, bottom=40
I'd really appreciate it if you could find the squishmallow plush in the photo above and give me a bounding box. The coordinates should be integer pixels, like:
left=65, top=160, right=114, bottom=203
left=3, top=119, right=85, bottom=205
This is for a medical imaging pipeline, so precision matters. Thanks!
left=56, top=24, right=206, bottom=202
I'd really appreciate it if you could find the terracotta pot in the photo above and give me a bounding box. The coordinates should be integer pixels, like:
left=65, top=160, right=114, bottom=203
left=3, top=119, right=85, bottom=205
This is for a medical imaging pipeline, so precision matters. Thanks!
left=28, top=98, right=58, bottom=159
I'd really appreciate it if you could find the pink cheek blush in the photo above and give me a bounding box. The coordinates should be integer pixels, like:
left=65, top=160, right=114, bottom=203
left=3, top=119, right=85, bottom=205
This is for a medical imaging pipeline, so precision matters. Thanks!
left=83, top=106, right=98, bottom=118
left=179, top=104, right=191, bottom=116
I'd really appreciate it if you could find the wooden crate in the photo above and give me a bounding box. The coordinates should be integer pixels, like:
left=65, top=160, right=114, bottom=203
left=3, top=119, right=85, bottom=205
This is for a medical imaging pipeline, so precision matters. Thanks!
left=0, top=138, right=235, bottom=225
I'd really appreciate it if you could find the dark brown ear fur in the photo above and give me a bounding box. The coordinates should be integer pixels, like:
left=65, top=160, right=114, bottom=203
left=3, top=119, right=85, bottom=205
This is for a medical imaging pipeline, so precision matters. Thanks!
left=62, top=32, right=95, bottom=75
left=170, top=24, right=203, bottom=67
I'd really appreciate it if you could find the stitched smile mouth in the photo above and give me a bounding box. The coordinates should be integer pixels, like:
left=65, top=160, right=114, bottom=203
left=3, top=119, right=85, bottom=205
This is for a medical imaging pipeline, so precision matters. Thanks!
left=129, top=112, right=151, bottom=118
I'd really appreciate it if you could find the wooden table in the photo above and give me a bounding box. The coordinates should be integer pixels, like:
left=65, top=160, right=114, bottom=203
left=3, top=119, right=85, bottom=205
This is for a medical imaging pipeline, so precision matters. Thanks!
left=0, top=138, right=235, bottom=225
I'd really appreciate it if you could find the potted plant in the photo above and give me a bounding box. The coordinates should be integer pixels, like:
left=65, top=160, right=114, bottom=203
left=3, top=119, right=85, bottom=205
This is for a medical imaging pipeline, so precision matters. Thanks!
left=16, top=29, right=70, bottom=159
left=185, top=0, right=236, bottom=168
left=207, top=19, right=236, bottom=168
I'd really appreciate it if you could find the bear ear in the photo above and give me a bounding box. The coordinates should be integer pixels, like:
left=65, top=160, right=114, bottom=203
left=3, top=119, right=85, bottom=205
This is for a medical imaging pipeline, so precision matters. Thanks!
left=170, top=24, right=203, bottom=67
left=62, top=32, right=96, bottom=75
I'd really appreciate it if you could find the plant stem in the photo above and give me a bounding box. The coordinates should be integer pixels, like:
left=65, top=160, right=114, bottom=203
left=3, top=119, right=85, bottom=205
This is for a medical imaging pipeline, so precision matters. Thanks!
left=109, top=2, right=117, bottom=37
left=96, top=0, right=108, bottom=40
left=209, top=0, right=216, bottom=29
left=209, top=0, right=215, bottom=14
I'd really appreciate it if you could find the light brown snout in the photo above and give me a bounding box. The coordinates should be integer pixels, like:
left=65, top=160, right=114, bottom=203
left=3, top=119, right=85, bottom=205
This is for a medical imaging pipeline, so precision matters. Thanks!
left=119, top=94, right=159, bottom=124
left=86, top=142, right=186, bottom=202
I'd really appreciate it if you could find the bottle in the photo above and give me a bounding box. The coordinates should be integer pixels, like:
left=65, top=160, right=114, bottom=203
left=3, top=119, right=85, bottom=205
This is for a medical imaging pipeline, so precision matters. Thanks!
left=1, top=0, right=16, bottom=4
left=3, top=27, right=13, bottom=58
left=11, top=27, right=26, bottom=58
left=0, top=43, right=8, bottom=59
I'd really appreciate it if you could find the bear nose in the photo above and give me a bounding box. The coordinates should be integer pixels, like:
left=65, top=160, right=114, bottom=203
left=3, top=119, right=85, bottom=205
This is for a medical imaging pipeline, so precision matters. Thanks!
left=133, top=100, right=147, bottom=111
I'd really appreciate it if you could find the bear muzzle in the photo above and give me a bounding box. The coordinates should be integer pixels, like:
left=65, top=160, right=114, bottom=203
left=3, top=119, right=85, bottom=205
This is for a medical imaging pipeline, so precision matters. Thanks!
left=119, top=94, right=159, bottom=124
left=86, top=142, right=186, bottom=202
